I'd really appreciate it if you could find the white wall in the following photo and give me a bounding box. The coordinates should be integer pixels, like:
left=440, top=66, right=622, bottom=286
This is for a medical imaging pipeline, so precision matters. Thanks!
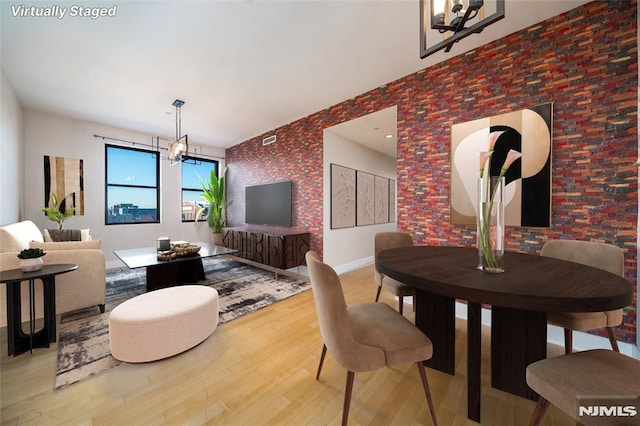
left=0, top=68, right=24, bottom=225
left=323, top=130, right=397, bottom=271
left=23, top=110, right=226, bottom=265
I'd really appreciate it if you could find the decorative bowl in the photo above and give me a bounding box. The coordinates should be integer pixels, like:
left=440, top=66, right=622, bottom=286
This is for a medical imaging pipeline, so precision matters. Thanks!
left=157, top=250, right=177, bottom=261
left=173, top=244, right=201, bottom=257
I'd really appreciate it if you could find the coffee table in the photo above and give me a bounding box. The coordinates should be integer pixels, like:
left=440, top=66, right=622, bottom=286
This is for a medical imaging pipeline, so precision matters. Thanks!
left=114, top=242, right=237, bottom=291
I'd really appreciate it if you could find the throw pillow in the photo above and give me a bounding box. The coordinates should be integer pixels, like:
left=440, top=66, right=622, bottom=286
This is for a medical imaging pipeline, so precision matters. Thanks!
left=30, top=240, right=102, bottom=251
left=47, top=229, right=81, bottom=242
left=43, top=228, right=92, bottom=242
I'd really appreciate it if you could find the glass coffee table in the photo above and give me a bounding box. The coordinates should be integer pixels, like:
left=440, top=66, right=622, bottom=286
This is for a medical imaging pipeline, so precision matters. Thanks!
left=114, top=242, right=237, bottom=291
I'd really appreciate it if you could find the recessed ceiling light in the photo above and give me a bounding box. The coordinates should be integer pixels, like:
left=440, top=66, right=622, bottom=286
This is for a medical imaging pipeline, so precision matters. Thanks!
left=385, top=134, right=394, bottom=139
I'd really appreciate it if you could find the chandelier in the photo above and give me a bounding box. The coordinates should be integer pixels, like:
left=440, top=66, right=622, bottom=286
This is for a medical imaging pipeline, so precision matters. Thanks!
left=420, top=0, right=505, bottom=58
left=168, top=99, right=188, bottom=166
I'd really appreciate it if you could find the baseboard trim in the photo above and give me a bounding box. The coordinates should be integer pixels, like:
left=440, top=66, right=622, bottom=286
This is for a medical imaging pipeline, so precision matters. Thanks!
left=332, top=256, right=374, bottom=275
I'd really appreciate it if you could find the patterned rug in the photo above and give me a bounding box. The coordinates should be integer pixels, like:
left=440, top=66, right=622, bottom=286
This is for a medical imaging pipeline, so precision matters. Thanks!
left=54, top=256, right=310, bottom=389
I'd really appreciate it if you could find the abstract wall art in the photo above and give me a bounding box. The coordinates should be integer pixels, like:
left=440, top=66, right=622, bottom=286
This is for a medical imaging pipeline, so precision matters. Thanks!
left=450, top=103, right=552, bottom=227
left=44, top=155, right=84, bottom=215
left=374, top=175, right=389, bottom=224
left=330, top=163, right=395, bottom=229
left=330, top=163, right=356, bottom=229
left=389, top=179, right=396, bottom=221
left=356, top=171, right=375, bottom=226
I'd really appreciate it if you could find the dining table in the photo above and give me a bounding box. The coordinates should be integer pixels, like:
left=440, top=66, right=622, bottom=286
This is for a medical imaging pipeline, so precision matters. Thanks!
left=376, top=245, right=633, bottom=423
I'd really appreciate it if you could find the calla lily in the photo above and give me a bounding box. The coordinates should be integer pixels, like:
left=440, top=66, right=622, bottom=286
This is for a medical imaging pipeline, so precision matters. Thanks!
left=479, top=151, right=493, bottom=177
left=501, top=149, right=522, bottom=173
left=478, top=145, right=521, bottom=273
left=487, top=131, right=504, bottom=151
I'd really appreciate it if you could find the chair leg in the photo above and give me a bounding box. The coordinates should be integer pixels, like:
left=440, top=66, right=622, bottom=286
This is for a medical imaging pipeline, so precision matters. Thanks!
left=416, top=362, right=438, bottom=426
left=375, top=286, right=382, bottom=302
left=342, top=371, right=355, bottom=426
left=528, top=397, right=551, bottom=426
left=316, top=344, right=327, bottom=380
left=99, top=304, right=105, bottom=313
left=563, top=328, right=573, bottom=354
left=606, top=327, right=620, bottom=352
left=399, top=296, right=404, bottom=316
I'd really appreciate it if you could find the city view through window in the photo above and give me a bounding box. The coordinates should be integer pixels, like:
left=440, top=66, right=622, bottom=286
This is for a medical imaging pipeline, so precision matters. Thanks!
left=105, top=145, right=218, bottom=225
left=105, top=145, right=159, bottom=224
left=181, top=157, right=218, bottom=222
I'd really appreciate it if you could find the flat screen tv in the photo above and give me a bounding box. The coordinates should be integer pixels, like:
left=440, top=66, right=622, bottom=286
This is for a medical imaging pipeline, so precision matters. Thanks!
left=245, top=180, right=292, bottom=227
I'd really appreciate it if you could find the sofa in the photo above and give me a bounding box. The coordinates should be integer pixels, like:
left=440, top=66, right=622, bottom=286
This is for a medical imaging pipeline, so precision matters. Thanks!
left=0, top=220, right=106, bottom=327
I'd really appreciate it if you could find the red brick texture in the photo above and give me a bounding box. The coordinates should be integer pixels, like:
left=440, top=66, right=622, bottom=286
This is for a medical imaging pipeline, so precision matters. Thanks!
left=226, top=1, right=638, bottom=343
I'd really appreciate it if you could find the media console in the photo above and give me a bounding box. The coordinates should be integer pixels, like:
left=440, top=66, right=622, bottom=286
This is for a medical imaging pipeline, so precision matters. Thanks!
left=222, top=226, right=310, bottom=270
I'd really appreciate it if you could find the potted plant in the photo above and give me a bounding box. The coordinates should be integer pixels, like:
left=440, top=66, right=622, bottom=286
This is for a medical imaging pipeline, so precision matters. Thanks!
left=195, top=169, right=232, bottom=245
left=41, top=193, right=76, bottom=229
left=17, top=248, right=46, bottom=272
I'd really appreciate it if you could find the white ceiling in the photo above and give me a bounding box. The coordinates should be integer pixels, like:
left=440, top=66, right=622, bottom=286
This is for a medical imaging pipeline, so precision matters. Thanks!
left=1, top=1, right=589, bottom=151
left=327, top=105, right=398, bottom=157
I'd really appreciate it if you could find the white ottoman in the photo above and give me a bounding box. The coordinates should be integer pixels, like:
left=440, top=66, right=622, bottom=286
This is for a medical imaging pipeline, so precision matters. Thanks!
left=109, top=285, right=219, bottom=363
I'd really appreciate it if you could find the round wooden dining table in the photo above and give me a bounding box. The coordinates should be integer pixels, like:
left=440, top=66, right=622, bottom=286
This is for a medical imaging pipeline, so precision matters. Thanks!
left=376, top=245, right=633, bottom=423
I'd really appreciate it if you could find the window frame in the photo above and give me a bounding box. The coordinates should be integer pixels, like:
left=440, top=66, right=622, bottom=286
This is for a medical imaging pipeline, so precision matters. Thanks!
left=104, top=144, right=160, bottom=225
left=181, top=156, right=219, bottom=223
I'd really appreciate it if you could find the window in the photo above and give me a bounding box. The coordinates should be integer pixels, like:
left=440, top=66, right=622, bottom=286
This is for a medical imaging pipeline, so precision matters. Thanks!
left=105, top=144, right=160, bottom=224
left=181, top=156, right=219, bottom=222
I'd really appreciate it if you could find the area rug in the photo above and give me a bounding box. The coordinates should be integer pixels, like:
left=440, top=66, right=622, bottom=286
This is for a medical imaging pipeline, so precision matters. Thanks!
left=54, top=256, right=310, bottom=389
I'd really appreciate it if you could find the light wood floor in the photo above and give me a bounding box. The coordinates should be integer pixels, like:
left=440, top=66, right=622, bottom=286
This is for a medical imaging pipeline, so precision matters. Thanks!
left=0, top=264, right=574, bottom=425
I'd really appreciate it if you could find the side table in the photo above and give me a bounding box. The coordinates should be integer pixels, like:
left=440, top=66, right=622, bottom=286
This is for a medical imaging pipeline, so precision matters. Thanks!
left=0, top=264, right=77, bottom=356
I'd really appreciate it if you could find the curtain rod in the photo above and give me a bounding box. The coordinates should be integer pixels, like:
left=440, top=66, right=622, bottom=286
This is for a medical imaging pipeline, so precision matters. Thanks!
left=93, top=134, right=225, bottom=161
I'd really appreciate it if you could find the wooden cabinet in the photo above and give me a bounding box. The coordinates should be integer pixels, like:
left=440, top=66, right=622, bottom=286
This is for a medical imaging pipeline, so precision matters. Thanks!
left=222, top=227, right=310, bottom=270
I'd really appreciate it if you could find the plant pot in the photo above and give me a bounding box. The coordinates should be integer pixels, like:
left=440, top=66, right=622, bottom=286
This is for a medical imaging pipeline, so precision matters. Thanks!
left=20, top=257, right=44, bottom=272
left=211, top=232, right=222, bottom=246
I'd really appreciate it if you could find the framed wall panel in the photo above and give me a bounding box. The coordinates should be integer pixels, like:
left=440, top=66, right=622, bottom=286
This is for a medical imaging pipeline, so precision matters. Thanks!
left=374, top=175, right=389, bottom=224
left=356, top=171, right=375, bottom=226
left=330, top=163, right=356, bottom=229
left=389, top=179, right=396, bottom=222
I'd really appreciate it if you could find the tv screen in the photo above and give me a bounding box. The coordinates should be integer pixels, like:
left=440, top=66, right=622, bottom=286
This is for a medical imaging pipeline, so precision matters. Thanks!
left=245, top=181, right=292, bottom=227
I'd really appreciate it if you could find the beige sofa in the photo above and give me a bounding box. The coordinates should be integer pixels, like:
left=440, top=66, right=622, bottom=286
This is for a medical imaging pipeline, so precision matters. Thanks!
left=0, top=220, right=106, bottom=327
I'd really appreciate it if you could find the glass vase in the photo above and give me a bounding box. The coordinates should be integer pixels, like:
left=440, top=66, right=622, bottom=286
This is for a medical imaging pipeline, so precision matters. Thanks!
left=477, top=176, right=505, bottom=273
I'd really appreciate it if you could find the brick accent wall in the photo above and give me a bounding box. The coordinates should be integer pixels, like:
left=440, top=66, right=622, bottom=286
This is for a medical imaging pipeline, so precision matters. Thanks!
left=226, top=1, right=638, bottom=343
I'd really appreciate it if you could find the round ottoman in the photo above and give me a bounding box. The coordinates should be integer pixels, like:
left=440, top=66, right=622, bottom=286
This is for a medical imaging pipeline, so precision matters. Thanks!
left=109, top=285, right=219, bottom=363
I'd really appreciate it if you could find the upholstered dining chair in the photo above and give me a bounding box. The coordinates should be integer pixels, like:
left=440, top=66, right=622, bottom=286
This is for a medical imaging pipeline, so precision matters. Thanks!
left=305, top=251, right=438, bottom=426
left=374, top=232, right=416, bottom=315
left=526, top=349, right=640, bottom=426
left=540, top=239, right=624, bottom=353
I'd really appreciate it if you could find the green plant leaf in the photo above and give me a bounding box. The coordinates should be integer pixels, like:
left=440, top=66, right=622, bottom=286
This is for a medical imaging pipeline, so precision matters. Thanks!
left=42, top=192, right=76, bottom=229
left=194, top=168, right=230, bottom=233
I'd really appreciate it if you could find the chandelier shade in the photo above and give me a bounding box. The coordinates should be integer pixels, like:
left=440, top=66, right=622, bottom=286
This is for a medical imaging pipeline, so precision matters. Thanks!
left=169, top=99, right=188, bottom=166
left=168, top=134, right=188, bottom=166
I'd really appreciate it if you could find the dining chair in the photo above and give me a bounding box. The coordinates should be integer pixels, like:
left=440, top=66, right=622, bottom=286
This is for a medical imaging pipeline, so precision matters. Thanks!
left=305, top=251, right=438, bottom=426
left=526, top=349, right=640, bottom=426
left=374, top=232, right=416, bottom=315
left=540, top=239, right=624, bottom=353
